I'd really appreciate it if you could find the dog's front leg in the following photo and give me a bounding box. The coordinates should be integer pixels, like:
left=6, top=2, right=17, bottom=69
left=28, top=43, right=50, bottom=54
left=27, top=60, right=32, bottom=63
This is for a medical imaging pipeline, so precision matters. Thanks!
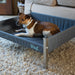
left=15, top=29, right=25, bottom=32
left=15, top=33, right=33, bottom=37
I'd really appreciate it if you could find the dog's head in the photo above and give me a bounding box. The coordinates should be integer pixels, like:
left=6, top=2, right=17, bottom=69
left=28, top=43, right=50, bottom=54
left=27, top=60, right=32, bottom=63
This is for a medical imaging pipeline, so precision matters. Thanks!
left=16, top=13, right=31, bottom=26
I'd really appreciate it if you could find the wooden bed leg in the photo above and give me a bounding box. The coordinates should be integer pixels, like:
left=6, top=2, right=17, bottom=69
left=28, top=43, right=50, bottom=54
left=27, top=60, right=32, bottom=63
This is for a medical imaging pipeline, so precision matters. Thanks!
left=43, top=37, right=48, bottom=69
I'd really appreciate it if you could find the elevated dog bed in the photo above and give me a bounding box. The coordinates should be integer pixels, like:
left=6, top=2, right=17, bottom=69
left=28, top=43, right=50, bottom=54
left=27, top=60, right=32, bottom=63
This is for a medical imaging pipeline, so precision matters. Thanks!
left=0, top=14, right=75, bottom=68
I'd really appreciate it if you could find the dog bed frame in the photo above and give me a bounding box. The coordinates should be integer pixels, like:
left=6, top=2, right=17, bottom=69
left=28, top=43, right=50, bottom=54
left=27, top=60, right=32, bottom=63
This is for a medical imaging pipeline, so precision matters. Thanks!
left=0, top=13, right=75, bottom=68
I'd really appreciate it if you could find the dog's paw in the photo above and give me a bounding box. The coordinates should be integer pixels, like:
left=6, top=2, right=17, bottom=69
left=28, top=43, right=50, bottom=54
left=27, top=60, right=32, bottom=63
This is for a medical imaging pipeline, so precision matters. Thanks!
left=14, top=34, right=20, bottom=36
left=15, top=30, right=19, bottom=32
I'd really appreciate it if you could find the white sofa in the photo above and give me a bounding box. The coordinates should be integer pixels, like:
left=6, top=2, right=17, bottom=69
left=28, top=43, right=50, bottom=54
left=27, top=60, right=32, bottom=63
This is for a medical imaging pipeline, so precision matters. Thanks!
left=31, top=4, right=75, bottom=20
left=24, top=0, right=75, bottom=20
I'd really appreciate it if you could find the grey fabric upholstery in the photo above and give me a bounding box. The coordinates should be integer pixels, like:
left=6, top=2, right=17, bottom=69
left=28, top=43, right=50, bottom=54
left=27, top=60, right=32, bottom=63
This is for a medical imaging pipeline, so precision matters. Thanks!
left=48, top=26, right=75, bottom=52
left=57, top=0, right=75, bottom=7
left=31, top=4, right=75, bottom=20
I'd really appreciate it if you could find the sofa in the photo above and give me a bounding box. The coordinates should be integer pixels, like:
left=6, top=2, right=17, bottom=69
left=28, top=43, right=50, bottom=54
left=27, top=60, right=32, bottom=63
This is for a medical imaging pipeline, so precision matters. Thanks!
left=24, top=0, right=75, bottom=31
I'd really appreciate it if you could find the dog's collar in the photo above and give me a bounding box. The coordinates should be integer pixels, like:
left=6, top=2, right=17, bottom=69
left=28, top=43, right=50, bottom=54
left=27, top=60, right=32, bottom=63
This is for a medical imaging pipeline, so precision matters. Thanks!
left=27, top=20, right=38, bottom=29
left=26, top=19, right=33, bottom=27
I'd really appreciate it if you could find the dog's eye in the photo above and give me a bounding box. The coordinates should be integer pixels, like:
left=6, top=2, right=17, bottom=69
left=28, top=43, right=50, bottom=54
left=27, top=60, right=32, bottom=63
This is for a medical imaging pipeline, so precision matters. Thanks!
left=22, top=19, right=24, bottom=21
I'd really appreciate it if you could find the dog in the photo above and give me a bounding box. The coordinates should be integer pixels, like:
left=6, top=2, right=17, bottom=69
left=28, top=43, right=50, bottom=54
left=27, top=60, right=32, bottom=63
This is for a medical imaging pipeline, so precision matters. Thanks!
left=15, top=14, right=60, bottom=37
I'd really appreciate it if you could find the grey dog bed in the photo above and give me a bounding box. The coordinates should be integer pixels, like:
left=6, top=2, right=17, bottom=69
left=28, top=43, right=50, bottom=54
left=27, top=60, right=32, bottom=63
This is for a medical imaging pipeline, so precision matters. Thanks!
left=0, top=14, right=75, bottom=68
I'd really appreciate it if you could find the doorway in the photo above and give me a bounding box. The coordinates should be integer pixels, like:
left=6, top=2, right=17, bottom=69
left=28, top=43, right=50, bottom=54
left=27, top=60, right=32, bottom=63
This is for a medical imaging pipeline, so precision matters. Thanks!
left=0, top=0, right=12, bottom=15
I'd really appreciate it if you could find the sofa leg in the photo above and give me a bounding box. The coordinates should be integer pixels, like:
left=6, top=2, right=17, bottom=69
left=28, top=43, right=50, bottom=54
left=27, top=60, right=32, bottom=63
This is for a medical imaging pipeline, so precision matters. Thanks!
left=43, top=38, right=48, bottom=69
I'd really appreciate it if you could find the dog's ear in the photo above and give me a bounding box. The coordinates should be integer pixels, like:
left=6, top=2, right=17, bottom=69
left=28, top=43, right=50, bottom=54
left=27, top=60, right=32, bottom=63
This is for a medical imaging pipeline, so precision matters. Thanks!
left=18, top=13, right=24, bottom=15
left=25, top=15, right=31, bottom=19
left=18, top=13, right=25, bottom=18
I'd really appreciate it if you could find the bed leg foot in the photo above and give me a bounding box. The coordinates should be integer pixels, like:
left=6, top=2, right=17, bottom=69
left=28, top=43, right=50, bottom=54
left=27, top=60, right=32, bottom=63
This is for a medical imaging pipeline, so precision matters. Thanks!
left=43, top=38, right=48, bottom=69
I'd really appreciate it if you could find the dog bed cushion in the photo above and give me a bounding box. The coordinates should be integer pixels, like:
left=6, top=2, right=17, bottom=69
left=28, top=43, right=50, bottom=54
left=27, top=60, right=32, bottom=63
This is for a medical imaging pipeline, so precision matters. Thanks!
left=31, top=4, right=75, bottom=20
left=57, top=0, right=75, bottom=7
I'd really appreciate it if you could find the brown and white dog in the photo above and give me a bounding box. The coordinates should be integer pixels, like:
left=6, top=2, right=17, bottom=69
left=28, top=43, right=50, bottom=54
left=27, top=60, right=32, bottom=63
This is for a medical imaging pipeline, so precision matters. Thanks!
left=15, top=14, right=60, bottom=37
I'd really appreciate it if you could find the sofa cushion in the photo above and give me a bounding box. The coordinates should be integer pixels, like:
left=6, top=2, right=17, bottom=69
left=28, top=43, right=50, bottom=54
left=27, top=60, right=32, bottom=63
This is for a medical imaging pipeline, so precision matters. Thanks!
left=57, top=0, right=75, bottom=7
left=31, top=4, right=75, bottom=20
left=24, top=0, right=56, bottom=14
left=25, top=0, right=56, bottom=6
left=33, top=0, right=56, bottom=6
left=24, top=2, right=32, bottom=14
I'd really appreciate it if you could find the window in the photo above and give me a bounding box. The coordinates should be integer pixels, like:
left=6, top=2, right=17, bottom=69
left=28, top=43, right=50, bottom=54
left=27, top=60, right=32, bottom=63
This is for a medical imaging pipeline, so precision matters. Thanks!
left=0, top=0, right=6, bottom=3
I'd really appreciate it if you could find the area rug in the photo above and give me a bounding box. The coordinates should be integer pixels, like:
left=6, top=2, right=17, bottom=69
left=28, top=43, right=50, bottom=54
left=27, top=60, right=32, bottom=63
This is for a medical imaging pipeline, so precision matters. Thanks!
left=0, top=37, right=75, bottom=75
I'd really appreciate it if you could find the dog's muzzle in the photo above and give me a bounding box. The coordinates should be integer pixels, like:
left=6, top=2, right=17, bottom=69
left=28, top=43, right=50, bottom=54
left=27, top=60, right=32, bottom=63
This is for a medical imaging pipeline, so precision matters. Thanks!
left=16, top=21, right=19, bottom=25
left=16, top=21, right=22, bottom=26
